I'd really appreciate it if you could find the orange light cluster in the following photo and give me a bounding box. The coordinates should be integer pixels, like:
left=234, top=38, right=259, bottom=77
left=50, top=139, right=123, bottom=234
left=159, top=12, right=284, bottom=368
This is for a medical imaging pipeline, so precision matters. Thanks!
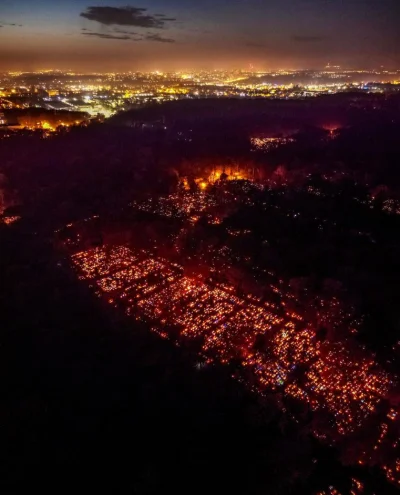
left=383, top=457, right=400, bottom=486
left=72, top=246, right=140, bottom=280
left=131, top=192, right=218, bottom=220
left=250, top=136, right=294, bottom=152
left=303, top=344, right=391, bottom=434
left=1, top=215, right=21, bottom=225
left=316, top=477, right=364, bottom=495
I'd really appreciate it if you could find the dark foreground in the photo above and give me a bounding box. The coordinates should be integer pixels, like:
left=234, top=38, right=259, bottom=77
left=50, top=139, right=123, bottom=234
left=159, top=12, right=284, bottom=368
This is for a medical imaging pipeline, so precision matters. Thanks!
left=1, top=225, right=395, bottom=495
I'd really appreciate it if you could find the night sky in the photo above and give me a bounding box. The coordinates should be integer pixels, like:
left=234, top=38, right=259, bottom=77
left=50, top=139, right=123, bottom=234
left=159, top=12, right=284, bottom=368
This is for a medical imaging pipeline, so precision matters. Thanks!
left=0, top=0, right=399, bottom=71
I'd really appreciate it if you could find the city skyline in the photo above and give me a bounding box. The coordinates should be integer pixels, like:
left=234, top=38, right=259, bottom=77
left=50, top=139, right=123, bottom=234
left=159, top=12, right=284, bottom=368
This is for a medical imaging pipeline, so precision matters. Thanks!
left=1, top=0, right=399, bottom=71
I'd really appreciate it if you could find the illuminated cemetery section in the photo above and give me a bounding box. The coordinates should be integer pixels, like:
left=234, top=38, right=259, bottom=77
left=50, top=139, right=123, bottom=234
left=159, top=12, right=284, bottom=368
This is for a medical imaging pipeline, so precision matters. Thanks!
left=71, top=245, right=394, bottom=442
left=131, top=192, right=218, bottom=220
left=72, top=246, right=140, bottom=280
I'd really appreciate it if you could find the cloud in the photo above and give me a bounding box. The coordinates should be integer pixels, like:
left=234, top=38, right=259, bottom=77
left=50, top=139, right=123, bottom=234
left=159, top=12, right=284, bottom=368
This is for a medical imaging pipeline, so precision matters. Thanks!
left=155, top=14, right=176, bottom=21
left=114, top=28, right=138, bottom=35
left=82, top=32, right=134, bottom=40
left=291, top=35, right=327, bottom=43
left=146, top=33, right=175, bottom=43
left=0, top=22, right=23, bottom=27
left=80, top=6, right=176, bottom=29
